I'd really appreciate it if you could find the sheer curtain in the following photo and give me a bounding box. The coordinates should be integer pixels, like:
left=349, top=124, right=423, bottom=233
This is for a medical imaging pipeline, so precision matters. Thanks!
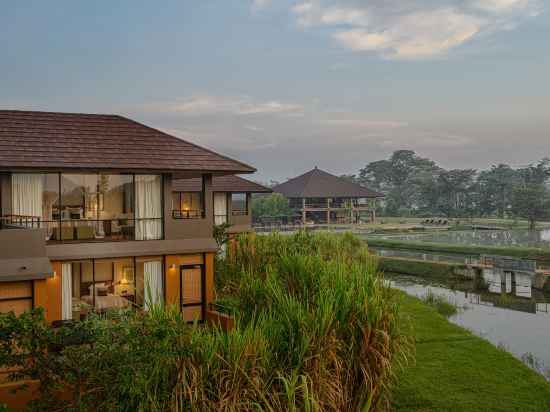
left=11, top=174, right=43, bottom=225
left=61, top=263, right=72, bottom=320
left=143, top=261, right=163, bottom=310
left=214, top=193, right=227, bottom=225
left=135, top=175, right=162, bottom=240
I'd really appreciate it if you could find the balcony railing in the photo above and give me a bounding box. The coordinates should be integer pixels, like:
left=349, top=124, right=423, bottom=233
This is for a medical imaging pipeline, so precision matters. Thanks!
left=214, top=214, right=229, bottom=225
left=231, top=210, right=248, bottom=216
left=0, top=215, right=162, bottom=242
left=172, top=209, right=204, bottom=219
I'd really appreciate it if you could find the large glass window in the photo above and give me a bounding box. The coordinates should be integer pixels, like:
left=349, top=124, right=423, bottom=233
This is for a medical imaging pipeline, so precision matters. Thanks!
left=8, top=172, right=162, bottom=242
left=67, top=256, right=164, bottom=317
left=98, top=174, right=134, bottom=240
left=70, top=258, right=134, bottom=315
left=136, top=257, right=164, bottom=309
left=231, top=193, right=248, bottom=215
left=135, top=175, right=162, bottom=240
left=172, top=192, right=203, bottom=219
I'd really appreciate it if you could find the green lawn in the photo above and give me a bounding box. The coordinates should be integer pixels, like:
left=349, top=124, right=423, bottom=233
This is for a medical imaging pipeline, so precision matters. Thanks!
left=392, top=294, right=550, bottom=412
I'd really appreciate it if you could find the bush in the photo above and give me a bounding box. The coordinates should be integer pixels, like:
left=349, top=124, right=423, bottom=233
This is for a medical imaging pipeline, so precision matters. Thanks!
left=422, top=291, right=458, bottom=318
left=218, top=231, right=409, bottom=410
left=1, top=232, right=408, bottom=412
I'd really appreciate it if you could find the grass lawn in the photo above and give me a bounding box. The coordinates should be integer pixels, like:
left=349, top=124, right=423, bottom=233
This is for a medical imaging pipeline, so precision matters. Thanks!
left=392, top=293, right=550, bottom=412
left=367, top=238, right=550, bottom=264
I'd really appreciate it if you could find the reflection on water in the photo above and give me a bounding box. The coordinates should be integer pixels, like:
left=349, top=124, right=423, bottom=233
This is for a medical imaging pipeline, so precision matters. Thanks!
left=388, top=273, right=550, bottom=377
left=373, top=247, right=478, bottom=264
left=384, top=229, right=550, bottom=248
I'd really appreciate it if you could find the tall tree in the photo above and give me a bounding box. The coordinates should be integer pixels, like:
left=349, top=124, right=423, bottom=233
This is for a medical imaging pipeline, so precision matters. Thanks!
left=359, top=150, right=439, bottom=215
left=477, top=164, right=520, bottom=218
left=511, top=159, right=550, bottom=229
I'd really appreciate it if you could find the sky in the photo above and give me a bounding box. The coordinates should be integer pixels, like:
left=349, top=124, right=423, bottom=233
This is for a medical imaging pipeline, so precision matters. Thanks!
left=1, top=0, right=549, bottom=182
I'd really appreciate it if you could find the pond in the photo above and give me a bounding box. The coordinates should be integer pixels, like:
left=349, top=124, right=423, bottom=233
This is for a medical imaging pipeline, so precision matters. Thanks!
left=388, top=273, right=550, bottom=378
left=382, top=228, right=550, bottom=248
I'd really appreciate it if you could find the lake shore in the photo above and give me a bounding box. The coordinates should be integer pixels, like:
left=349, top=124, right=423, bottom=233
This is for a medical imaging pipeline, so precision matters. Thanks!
left=368, top=237, right=550, bottom=264
left=392, top=292, right=550, bottom=411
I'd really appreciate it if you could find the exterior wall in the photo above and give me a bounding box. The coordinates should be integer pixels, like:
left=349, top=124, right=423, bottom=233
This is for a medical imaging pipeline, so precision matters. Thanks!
left=164, top=174, right=214, bottom=240
left=0, top=172, right=11, bottom=216
left=33, top=262, right=62, bottom=323
left=0, top=229, right=47, bottom=260
left=227, top=193, right=252, bottom=233
left=164, top=252, right=215, bottom=307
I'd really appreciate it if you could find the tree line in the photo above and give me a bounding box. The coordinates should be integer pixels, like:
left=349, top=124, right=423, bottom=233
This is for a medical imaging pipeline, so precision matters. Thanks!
left=343, top=150, right=550, bottom=228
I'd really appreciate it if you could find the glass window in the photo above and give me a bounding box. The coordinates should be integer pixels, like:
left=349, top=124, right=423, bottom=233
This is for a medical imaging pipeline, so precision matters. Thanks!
left=58, top=174, right=99, bottom=241
left=231, top=193, right=248, bottom=215
left=135, top=175, right=162, bottom=240
left=98, top=174, right=135, bottom=241
left=136, top=257, right=164, bottom=309
left=42, top=174, right=59, bottom=239
left=172, top=192, right=202, bottom=219
left=71, top=258, right=135, bottom=314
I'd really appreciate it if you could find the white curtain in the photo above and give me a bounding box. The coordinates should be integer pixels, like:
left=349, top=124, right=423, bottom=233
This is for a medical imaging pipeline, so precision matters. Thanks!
left=144, top=261, right=163, bottom=310
left=61, top=263, right=72, bottom=320
left=11, top=174, right=43, bottom=225
left=135, top=175, right=162, bottom=240
left=214, top=193, right=228, bottom=225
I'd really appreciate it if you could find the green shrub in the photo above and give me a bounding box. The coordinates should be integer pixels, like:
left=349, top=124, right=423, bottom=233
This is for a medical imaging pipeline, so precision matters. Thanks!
left=0, top=232, right=408, bottom=412
left=377, top=257, right=463, bottom=279
left=422, top=291, right=458, bottom=317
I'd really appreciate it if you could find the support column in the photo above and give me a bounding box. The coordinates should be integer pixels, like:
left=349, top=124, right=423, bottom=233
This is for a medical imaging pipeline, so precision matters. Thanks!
left=302, top=198, right=306, bottom=226
left=326, top=198, right=331, bottom=226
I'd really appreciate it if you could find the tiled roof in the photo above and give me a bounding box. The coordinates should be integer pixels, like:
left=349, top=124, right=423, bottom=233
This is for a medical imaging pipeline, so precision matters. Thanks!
left=0, top=110, right=255, bottom=173
left=173, top=175, right=272, bottom=193
left=273, top=167, right=384, bottom=198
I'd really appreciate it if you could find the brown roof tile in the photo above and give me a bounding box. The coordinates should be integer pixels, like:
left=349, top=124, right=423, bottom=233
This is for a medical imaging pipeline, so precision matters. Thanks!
left=0, top=110, right=255, bottom=173
left=173, top=175, right=272, bottom=193
left=273, top=167, right=384, bottom=198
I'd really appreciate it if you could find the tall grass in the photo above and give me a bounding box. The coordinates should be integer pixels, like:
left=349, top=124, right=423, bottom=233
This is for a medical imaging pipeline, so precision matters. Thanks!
left=0, top=232, right=408, bottom=412
left=214, top=231, right=409, bottom=411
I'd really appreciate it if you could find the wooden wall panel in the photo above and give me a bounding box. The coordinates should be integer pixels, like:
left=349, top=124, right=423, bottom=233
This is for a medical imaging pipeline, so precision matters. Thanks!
left=32, top=262, right=62, bottom=323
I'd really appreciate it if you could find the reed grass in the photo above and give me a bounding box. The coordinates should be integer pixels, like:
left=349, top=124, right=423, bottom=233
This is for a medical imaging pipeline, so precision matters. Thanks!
left=1, top=232, right=408, bottom=412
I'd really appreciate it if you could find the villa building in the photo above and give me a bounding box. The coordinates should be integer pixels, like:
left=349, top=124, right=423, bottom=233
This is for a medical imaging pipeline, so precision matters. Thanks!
left=172, top=175, right=271, bottom=235
left=0, top=110, right=256, bottom=324
left=273, top=167, right=383, bottom=225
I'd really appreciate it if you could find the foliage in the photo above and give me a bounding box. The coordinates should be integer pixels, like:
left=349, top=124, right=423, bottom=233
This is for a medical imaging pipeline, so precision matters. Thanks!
left=392, top=293, right=550, bottom=411
left=0, top=232, right=409, bottom=412
left=367, top=237, right=550, bottom=263
left=251, top=193, right=293, bottom=221
left=356, top=150, right=550, bottom=220
left=421, top=291, right=457, bottom=317
left=213, top=222, right=233, bottom=247
left=217, top=231, right=411, bottom=411
left=378, top=257, right=467, bottom=279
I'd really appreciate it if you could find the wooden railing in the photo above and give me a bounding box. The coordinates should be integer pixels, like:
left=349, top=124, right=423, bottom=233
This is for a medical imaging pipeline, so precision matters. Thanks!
left=0, top=214, right=41, bottom=229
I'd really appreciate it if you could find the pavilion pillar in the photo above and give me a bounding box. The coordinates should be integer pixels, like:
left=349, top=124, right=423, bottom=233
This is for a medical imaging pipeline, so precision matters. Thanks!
left=302, top=198, right=306, bottom=225
left=326, top=198, right=331, bottom=226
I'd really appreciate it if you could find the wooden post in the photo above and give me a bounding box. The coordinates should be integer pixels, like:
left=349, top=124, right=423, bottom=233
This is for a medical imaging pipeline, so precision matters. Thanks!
left=302, top=198, right=306, bottom=226
left=326, top=198, right=330, bottom=226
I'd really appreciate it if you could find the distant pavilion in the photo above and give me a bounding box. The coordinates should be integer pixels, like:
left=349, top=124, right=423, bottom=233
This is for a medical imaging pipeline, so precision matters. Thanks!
left=273, top=167, right=384, bottom=225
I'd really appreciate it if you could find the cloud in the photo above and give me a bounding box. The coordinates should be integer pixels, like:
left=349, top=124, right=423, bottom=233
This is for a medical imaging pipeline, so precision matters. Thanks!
left=137, top=95, right=304, bottom=117
left=291, top=0, right=542, bottom=59
left=251, top=0, right=271, bottom=10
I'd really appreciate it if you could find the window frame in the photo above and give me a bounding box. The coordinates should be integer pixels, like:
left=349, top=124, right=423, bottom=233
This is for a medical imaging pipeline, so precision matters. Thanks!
left=8, top=172, right=164, bottom=243
left=231, top=192, right=248, bottom=216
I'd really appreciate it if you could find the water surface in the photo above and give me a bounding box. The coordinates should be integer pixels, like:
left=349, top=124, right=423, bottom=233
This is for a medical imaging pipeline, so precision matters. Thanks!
left=389, top=273, right=550, bottom=377
left=381, top=229, right=550, bottom=248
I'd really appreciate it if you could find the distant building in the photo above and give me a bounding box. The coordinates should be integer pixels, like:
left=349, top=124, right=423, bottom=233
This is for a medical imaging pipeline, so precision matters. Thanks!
left=273, top=167, right=383, bottom=225
left=172, top=175, right=271, bottom=235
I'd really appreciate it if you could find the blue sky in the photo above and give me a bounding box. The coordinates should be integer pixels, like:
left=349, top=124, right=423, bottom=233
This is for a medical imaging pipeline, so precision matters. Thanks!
left=1, top=0, right=549, bottom=181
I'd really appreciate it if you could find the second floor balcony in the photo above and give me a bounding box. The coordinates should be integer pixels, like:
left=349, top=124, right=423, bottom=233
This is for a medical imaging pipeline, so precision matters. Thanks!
left=2, top=172, right=164, bottom=243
